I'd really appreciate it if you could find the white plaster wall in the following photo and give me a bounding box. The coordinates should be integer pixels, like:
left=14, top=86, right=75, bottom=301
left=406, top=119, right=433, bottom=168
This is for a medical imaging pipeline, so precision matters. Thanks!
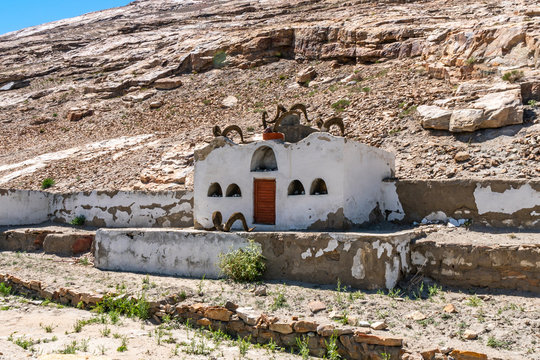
left=474, top=183, right=540, bottom=215
left=380, top=181, right=405, bottom=221
left=0, top=190, right=50, bottom=225
left=343, top=140, right=396, bottom=224
left=95, top=228, right=249, bottom=277
left=50, top=191, right=193, bottom=227
left=194, top=133, right=395, bottom=230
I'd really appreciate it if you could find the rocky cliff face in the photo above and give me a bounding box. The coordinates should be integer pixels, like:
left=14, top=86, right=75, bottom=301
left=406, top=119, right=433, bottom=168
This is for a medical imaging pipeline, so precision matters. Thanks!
left=0, top=0, right=539, bottom=191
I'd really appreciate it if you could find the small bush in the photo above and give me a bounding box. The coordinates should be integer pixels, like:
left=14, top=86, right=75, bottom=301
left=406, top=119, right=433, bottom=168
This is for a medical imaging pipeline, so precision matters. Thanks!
left=528, top=99, right=538, bottom=107
left=71, top=215, right=86, bottom=226
left=93, top=294, right=150, bottom=320
left=41, top=178, right=55, bottom=189
left=0, top=282, right=11, bottom=296
left=218, top=240, right=266, bottom=282
left=501, top=70, right=524, bottom=83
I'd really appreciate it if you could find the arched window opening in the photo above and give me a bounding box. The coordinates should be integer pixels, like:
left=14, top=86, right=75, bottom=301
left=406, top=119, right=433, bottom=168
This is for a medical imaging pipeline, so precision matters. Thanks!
left=287, top=180, right=305, bottom=196
left=226, top=184, right=242, bottom=197
left=250, top=146, right=278, bottom=172
left=310, top=178, right=328, bottom=195
left=207, top=183, right=223, bottom=197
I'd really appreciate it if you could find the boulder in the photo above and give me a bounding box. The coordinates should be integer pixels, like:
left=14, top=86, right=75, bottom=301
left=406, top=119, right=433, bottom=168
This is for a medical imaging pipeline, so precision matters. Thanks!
left=417, top=105, right=452, bottom=130
left=67, top=108, right=94, bottom=122
left=153, top=77, right=183, bottom=90
left=221, top=95, right=238, bottom=108
left=149, top=100, right=163, bottom=109
left=449, top=109, right=485, bottom=132
left=454, top=151, right=470, bottom=162
left=296, top=66, right=316, bottom=84
left=471, top=89, right=523, bottom=129
left=0, top=80, right=30, bottom=91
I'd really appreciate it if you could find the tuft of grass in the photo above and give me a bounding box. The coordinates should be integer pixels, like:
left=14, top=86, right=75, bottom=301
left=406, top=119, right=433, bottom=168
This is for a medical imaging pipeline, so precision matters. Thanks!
left=237, top=335, right=251, bottom=357
left=70, top=215, right=86, bottom=226
left=270, top=287, right=288, bottom=311
left=398, top=104, right=418, bottom=118
left=487, top=336, right=512, bottom=349
left=218, top=240, right=266, bottom=282
left=528, top=99, right=538, bottom=107
left=93, top=294, right=150, bottom=320
left=501, top=70, right=524, bottom=83
left=296, top=335, right=310, bottom=359
left=117, top=336, right=128, bottom=352
left=60, top=340, right=78, bottom=354
left=465, top=56, right=477, bottom=65
left=325, top=332, right=341, bottom=359
left=41, top=178, right=55, bottom=189
left=466, top=295, right=483, bottom=307
left=77, top=257, right=90, bottom=266
left=331, top=99, right=351, bottom=112
left=0, top=282, right=12, bottom=296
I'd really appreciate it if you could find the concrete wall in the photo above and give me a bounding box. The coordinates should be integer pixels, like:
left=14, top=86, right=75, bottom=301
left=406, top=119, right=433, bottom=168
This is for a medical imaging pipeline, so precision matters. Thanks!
left=95, top=228, right=420, bottom=289
left=411, top=238, right=540, bottom=293
left=393, top=179, right=540, bottom=229
left=0, top=189, right=193, bottom=228
left=193, top=133, right=395, bottom=231
left=50, top=190, right=193, bottom=227
left=0, top=189, right=49, bottom=225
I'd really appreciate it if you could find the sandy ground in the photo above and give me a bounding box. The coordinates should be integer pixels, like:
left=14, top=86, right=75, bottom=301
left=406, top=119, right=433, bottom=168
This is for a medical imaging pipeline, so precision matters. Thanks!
left=0, top=240, right=538, bottom=359
left=0, top=294, right=300, bottom=359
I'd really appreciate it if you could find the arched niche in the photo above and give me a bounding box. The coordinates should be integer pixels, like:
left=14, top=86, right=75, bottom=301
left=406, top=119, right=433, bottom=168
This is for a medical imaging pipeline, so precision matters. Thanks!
left=250, top=146, right=278, bottom=172
left=310, top=178, right=328, bottom=195
left=287, top=180, right=305, bottom=195
left=226, top=183, right=242, bottom=197
left=207, top=182, right=223, bottom=197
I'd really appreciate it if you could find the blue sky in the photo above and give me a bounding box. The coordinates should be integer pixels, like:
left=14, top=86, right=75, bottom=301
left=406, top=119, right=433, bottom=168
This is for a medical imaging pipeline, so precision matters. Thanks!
left=0, top=0, right=132, bottom=35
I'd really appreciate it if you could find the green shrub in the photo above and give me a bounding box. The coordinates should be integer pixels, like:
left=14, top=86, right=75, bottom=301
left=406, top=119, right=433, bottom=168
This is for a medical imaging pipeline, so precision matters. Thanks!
left=218, top=240, right=266, bottom=282
left=0, top=282, right=11, bottom=296
left=70, top=215, right=86, bottom=226
left=501, top=70, right=524, bottom=83
left=93, top=294, right=150, bottom=320
left=41, top=178, right=55, bottom=189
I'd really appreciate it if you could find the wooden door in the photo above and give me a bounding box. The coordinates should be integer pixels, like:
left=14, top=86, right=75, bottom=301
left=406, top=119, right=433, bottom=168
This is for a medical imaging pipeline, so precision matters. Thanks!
left=254, top=179, right=276, bottom=224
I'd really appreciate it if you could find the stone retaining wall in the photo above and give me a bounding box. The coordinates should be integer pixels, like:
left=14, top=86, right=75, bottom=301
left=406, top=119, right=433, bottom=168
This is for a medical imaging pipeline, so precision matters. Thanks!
left=95, top=228, right=540, bottom=293
left=411, top=238, right=540, bottom=293
left=393, top=179, right=540, bottom=229
left=0, top=273, right=403, bottom=360
left=0, top=227, right=94, bottom=255
left=95, top=228, right=424, bottom=290
left=0, top=189, right=194, bottom=227
left=2, top=179, right=538, bottom=229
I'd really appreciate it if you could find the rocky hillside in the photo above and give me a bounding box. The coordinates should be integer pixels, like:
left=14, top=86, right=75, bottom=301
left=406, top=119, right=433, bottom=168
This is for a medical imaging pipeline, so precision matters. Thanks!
left=0, top=0, right=539, bottom=192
